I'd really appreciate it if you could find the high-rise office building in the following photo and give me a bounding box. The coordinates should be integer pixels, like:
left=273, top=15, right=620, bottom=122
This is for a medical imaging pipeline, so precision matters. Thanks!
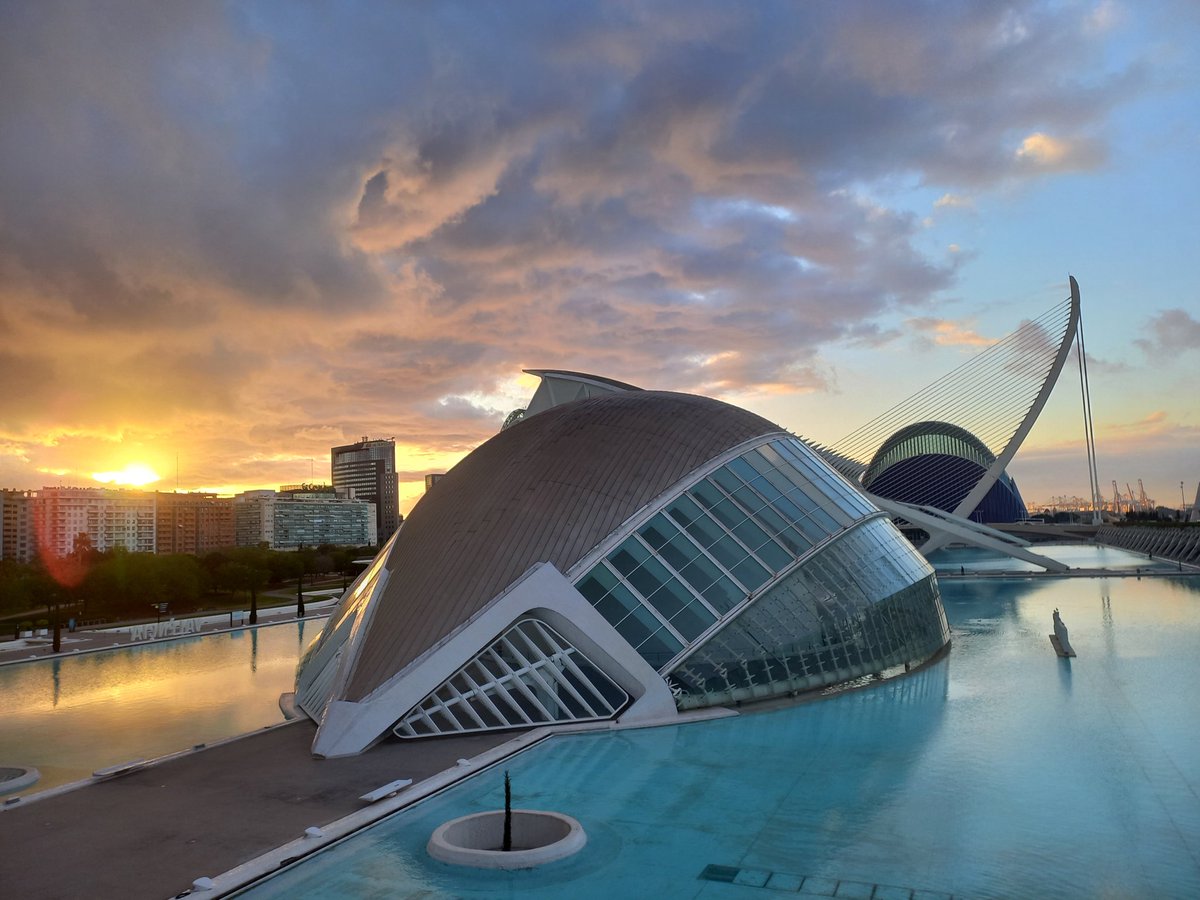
left=232, top=487, right=376, bottom=550
left=274, top=485, right=376, bottom=550
left=330, top=437, right=401, bottom=543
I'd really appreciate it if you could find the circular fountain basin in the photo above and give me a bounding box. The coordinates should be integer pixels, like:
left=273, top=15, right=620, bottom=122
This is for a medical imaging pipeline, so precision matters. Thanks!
left=428, top=809, right=586, bottom=869
left=0, top=766, right=40, bottom=795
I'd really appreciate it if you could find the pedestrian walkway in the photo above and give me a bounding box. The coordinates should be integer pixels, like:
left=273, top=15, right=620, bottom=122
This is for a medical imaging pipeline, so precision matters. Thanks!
left=0, top=720, right=517, bottom=899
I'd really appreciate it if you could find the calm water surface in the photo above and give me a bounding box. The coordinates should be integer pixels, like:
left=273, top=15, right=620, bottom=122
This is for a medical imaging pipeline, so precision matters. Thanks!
left=245, top=546, right=1200, bottom=899
left=0, top=619, right=319, bottom=793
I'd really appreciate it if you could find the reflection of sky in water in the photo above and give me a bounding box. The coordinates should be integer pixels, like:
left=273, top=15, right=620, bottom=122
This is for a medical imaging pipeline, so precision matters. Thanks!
left=249, top=557, right=1200, bottom=899
left=928, top=541, right=1179, bottom=573
left=0, top=620, right=319, bottom=792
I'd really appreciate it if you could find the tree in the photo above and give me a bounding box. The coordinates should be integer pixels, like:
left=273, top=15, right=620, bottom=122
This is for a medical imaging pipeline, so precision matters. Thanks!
left=220, top=562, right=268, bottom=624
left=72, top=532, right=94, bottom=559
left=313, top=553, right=334, bottom=577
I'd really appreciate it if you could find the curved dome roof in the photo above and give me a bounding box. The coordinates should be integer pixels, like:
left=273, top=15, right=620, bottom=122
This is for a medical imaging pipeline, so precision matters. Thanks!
left=862, top=420, right=1026, bottom=523
left=863, top=420, right=995, bottom=488
left=342, top=390, right=782, bottom=701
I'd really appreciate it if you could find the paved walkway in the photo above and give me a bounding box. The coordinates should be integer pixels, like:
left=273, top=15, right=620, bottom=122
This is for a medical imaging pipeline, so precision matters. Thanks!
left=0, top=721, right=515, bottom=899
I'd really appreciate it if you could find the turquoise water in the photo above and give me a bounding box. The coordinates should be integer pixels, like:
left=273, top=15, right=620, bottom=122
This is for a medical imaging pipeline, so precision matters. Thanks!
left=247, top=548, right=1200, bottom=899
left=928, top=541, right=1179, bottom=573
left=0, top=619, right=319, bottom=793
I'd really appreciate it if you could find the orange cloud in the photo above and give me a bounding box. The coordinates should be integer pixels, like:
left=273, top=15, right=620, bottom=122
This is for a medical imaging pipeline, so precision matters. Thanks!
left=1014, top=132, right=1104, bottom=172
left=905, top=317, right=994, bottom=348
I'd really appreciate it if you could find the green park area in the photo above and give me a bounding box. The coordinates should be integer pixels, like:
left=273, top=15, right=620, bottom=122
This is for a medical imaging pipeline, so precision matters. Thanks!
left=0, top=541, right=371, bottom=637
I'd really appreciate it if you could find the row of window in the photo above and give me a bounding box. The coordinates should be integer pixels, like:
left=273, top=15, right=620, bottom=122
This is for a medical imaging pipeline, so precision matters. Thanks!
left=669, top=517, right=946, bottom=706
left=575, top=437, right=879, bottom=670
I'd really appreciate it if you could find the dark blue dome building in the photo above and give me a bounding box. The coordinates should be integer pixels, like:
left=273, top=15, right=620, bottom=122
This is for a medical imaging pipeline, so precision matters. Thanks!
left=862, top=421, right=1028, bottom=523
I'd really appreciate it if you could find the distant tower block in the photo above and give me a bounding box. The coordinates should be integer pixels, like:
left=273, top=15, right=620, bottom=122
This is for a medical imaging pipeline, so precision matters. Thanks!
left=331, top=437, right=402, bottom=543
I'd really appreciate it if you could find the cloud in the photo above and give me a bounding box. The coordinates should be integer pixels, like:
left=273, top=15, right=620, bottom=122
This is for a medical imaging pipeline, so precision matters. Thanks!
left=1135, top=308, right=1200, bottom=355
left=1085, top=1, right=1124, bottom=35
left=0, top=1, right=1162, bottom=501
left=934, top=193, right=974, bottom=210
left=905, top=316, right=995, bottom=349
left=1014, top=132, right=1106, bottom=172
left=1108, top=410, right=1169, bottom=433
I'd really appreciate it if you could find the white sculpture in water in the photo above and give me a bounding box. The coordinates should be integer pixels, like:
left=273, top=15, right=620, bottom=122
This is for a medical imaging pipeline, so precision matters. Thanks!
left=1051, top=608, right=1076, bottom=657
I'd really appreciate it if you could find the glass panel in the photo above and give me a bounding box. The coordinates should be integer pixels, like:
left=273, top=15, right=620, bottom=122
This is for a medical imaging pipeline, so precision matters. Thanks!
left=666, top=496, right=769, bottom=589
left=735, top=520, right=791, bottom=571
left=608, top=534, right=718, bottom=641
left=669, top=516, right=948, bottom=710
left=758, top=443, right=839, bottom=517
left=689, top=480, right=751, bottom=533
left=742, top=494, right=811, bottom=556
left=599, top=579, right=643, bottom=626
left=729, top=555, right=770, bottom=590
left=670, top=600, right=715, bottom=642
left=577, top=565, right=619, bottom=606
left=639, top=515, right=735, bottom=610
left=637, top=626, right=684, bottom=670
left=776, top=439, right=872, bottom=518
left=726, top=456, right=763, bottom=488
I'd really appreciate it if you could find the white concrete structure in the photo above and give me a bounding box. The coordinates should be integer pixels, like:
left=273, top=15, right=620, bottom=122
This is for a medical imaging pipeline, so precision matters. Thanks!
left=296, top=391, right=948, bottom=757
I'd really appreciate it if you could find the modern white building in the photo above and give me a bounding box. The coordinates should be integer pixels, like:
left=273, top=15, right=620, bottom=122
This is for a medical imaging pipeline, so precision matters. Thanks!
left=33, top=487, right=156, bottom=557
left=273, top=486, right=376, bottom=550
left=295, top=391, right=949, bottom=757
left=234, top=487, right=376, bottom=550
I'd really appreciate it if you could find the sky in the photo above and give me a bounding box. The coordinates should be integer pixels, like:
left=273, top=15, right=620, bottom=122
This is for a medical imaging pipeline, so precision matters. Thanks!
left=1, top=0, right=1197, bottom=516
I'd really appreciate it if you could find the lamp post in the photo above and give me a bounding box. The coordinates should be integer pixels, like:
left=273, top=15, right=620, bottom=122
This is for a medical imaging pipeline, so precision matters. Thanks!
left=51, top=592, right=62, bottom=654
left=297, top=543, right=306, bottom=618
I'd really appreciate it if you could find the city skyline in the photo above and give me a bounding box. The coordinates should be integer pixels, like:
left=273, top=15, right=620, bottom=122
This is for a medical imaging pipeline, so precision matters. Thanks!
left=1, top=2, right=1197, bottom=516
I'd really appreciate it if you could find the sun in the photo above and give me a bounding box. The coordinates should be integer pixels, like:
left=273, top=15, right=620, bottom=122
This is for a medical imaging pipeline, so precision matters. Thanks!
left=92, top=462, right=162, bottom=487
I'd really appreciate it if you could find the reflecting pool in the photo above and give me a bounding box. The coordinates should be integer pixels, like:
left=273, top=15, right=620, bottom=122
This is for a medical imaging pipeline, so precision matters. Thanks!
left=0, top=619, right=320, bottom=793
left=245, top=547, right=1200, bottom=899
left=928, top=540, right=1178, bottom=573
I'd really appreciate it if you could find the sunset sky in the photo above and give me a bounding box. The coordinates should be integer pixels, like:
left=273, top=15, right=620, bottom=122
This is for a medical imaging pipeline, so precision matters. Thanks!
left=1, top=1, right=1197, bottom=515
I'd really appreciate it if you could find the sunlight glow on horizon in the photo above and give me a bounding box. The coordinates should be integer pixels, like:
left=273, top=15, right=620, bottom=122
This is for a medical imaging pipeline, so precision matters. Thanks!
left=91, top=463, right=161, bottom=487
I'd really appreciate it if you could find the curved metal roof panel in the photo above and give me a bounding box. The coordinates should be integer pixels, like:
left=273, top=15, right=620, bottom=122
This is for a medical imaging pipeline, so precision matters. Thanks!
left=522, top=369, right=644, bottom=392
left=342, top=390, right=781, bottom=701
left=863, top=420, right=996, bottom=487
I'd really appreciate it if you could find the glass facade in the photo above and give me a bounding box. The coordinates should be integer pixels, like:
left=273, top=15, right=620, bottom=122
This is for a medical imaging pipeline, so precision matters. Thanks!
left=384, top=434, right=948, bottom=738
left=573, top=436, right=948, bottom=707
left=295, top=532, right=396, bottom=721
left=669, top=519, right=947, bottom=707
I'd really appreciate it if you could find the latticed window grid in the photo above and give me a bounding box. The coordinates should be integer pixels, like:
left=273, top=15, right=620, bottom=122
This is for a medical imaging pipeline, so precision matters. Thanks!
left=393, top=619, right=629, bottom=738
left=668, top=517, right=947, bottom=708
left=574, top=437, right=877, bottom=671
